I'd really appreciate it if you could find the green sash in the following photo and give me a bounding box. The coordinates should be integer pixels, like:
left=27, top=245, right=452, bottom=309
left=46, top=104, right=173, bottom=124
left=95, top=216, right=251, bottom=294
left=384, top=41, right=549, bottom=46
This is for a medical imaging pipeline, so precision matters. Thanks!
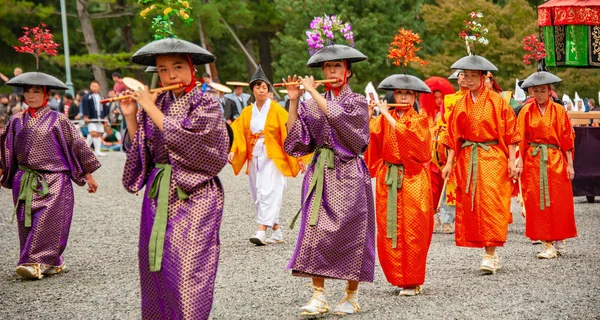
left=461, top=140, right=498, bottom=210
left=385, top=162, right=404, bottom=249
left=290, top=148, right=334, bottom=229
left=13, top=165, right=49, bottom=227
left=529, top=143, right=559, bottom=210
left=147, top=163, right=188, bottom=272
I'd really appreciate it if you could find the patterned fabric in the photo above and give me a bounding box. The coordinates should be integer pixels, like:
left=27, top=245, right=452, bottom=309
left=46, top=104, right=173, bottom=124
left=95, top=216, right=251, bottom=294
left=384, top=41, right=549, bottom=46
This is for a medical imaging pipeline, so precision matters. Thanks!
left=0, top=106, right=100, bottom=267
left=284, top=85, right=375, bottom=282
left=555, top=25, right=567, bottom=66
left=364, top=107, right=433, bottom=287
left=518, top=101, right=577, bottom=241
left=566, top=25, right=589, bottom=66
left=543, top=26, right=557, bottom=67
left=122, top=87, right=229, bottom=319
left=538, top=6, right=600, bottom=27
left=443, top=87, right=521, bottom=248
left=589, top=25, right=600, bottom=67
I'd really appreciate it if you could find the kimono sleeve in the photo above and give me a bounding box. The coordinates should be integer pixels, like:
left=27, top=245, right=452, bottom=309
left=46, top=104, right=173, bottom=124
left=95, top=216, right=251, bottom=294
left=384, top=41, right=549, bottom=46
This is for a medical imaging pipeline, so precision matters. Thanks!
left=284, top=101, right=316, bottom=157
left=58, top=115, right=101, bottom=186
left=122, top=111, right=152, bottom=193
left=163, top=92, right=229, bottom=193
left=500, top=98, right=521, bottom=146
left=326, top=93, right=370, bottom=155
left=558, top=106, right=575, bottom=152
left=364, top=116, right=384, bottom=178
left=229, top=108, right=250, bottom=175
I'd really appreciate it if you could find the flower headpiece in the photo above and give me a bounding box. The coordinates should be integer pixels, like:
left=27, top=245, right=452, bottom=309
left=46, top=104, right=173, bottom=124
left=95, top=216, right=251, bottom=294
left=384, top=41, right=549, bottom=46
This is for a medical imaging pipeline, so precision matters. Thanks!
left=522, top=34, right=547, bottom=70
left=306, top=15, right=354, bottom=55
left=458, top=12, right=489, bottom=55
left=387, top=28, right=427, bottom=72
left=13, top=23, right=60, bottom=71
left=139, top=0, right=194, bottom=40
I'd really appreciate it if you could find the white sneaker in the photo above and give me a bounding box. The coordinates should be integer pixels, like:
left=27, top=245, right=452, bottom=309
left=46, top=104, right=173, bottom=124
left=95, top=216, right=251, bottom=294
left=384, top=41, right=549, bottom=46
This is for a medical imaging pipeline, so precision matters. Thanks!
left=399, top=286, right=422, bottom=296
left=300, top=287, right=329, bottom=316
left=249, top=231, right=267, bottom=246
left=333, top=288, right=360, bottom=315
left=537, top=242, right=558, bottom=259
left=480, top=254, right=500, bottom=274
left=554, top=240, right=566, bottom=256
left=265, top=229, right=284, bottom=244
left=16, top=264, right=44, bottom=280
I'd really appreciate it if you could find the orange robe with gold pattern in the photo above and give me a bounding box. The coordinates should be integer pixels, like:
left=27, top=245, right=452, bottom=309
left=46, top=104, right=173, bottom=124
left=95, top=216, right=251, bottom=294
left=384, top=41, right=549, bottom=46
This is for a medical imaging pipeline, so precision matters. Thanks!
left=517, top=101, right=577, bottom=241
left=229, top=101, right=308, bottom=176
left=365, top=108, right=433, bottom=287
left=443, top=87, right=521, bottom=247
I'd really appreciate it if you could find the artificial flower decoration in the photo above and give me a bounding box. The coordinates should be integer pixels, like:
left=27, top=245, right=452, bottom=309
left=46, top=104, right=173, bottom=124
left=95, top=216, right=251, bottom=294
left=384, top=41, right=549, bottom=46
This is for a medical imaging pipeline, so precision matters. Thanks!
left=522, top=34, right=547, bottom=65
left=139, top=0, right=193, bottom=40
left=306, top=15, right=354, bottom=55
left=387, top=28, right=428, bottom=71
left=458, top=12, right=489, bottom=54
left=13, top=23, right=60, bottom=71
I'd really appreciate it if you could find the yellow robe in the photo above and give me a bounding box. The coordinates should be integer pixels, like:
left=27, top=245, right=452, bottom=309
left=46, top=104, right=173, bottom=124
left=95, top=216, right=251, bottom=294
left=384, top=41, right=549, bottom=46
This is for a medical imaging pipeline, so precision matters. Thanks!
left=230, top=101, right=308, bottom=177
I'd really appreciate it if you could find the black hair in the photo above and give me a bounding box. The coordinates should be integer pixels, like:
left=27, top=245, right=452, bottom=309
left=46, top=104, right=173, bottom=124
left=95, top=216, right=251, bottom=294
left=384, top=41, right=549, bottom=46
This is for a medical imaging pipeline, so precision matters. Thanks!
left=112, top=72, right=122, bottom=78
left=250, top=80, right=271, bottom=92
left=202, top=73, right=211, bottom=78
left=90, top=80, right=100, bottom=85
left=64, top=93, right=73, bottom=100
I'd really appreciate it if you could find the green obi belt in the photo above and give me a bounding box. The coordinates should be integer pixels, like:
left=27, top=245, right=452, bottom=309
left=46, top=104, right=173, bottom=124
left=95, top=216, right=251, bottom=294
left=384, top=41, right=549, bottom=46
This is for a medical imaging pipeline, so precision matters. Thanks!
left=460, top=140, right=499, bottom=210
left=147, top=163, right=188, bottom=272
left=290, top=148, right=334, bottom=229
left=13, top=165, right=49, bottom=227
left=529, top=143, right=559, bottom=210
left=385, top=161, right=404, bottom=249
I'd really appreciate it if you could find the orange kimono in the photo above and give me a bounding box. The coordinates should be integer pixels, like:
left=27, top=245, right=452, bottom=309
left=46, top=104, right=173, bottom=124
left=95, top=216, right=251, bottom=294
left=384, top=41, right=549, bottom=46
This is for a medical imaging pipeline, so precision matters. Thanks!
left=436, top=90, right=468, bottom=206
left=365, top=108, right=433, bottom=287
left=230, top=101, right=306, bottom=177
left=517, top=101, right=577, bottom=241
left=443, top=87, right=520, bottom=248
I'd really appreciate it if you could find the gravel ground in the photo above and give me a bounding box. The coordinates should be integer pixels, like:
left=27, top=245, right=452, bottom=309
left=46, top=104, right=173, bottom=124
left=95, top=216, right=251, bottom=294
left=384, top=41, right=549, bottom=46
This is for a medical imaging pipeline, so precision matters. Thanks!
left=0, top=153, right=598, bottom=320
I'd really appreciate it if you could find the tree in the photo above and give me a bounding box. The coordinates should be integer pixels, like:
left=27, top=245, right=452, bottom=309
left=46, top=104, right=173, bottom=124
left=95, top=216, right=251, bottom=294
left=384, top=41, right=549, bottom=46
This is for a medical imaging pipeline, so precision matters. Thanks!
left=77, top=0, right=110, bottom=95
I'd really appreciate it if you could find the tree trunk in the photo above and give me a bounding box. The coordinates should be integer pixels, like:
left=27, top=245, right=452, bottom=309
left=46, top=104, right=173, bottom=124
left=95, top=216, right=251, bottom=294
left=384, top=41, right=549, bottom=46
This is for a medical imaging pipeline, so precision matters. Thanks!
left=76, top=0, right=109, bottom=96
left=257, top=31, right=273, bottom=83
left=120, top=23, right=146, bottom=84
left=197, top=19, right=219, bottom=83
left=245, top=40, right=257, bottom=80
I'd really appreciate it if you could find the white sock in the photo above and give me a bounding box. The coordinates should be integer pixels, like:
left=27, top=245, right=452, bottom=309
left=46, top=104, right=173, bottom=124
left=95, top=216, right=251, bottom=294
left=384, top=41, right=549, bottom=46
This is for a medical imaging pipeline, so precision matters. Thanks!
left=256, top=230, right=266, bottom=238
left=86, top=134, right=93, bottom=147
left=272, top=229, right=282, bottom=237
left=93, top=137, right=102, bottom=153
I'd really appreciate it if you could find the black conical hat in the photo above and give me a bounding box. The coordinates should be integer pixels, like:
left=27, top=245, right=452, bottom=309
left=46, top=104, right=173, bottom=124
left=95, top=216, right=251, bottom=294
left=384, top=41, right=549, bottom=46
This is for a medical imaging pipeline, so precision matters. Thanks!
left=520, top=71, right=561, bottom=90
left=451, top=55, right=497, bottom=72
left=306, top=44, right=367, bottom=68
left=6, top=72, right=67, bottom=90
left=448, top=69, right=463, bottom=80
left=145, top=66, right=158, bottom=73
left=249, top=65, right=271, bottom=88
left=131, top=38, right=215, bottom=66
left=377, top=74, right=431, bottom=93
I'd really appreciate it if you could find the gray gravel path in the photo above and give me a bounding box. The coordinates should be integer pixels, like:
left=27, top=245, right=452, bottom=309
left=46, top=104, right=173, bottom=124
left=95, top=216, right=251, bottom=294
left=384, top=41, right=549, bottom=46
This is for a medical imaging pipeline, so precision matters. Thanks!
left=0, top=153, right=598, bottom=319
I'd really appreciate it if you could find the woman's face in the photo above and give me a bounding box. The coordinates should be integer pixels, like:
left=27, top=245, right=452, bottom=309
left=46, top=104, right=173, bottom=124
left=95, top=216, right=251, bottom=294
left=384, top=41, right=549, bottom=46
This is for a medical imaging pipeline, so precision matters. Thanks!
left=252, top=81, right=269, bottom=102
left=463, top=70, right=482, bottom=91
left=322, top=61, right=347, bottom=88
left=434, top=91, right=443, bottom=108
left=23, top=86, right=46, bottom=109
left=156, top=54, right=193, bottom=95
left=394, top=89, right=416, bottom=106
left=532, top=85, right=549, bottom=105
left=483, top=76, right=493, bottom=90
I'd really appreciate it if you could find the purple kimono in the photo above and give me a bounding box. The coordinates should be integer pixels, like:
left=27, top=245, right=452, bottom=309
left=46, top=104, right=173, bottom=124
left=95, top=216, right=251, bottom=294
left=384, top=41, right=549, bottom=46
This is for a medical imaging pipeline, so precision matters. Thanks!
left=284, top=85, right=375, bottom=282
left=123, top=87, right=229, bottom=319
left=0, top=107, right=100, bottom=269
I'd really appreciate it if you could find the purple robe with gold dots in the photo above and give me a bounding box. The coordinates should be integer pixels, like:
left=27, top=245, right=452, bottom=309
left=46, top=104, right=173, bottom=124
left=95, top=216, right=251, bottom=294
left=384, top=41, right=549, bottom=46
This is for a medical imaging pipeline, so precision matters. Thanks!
left=0, top=106, right=101, bottom=268
left=123, top=87, right=229, bottom=319
left=284, top=85, right=376, bottom=282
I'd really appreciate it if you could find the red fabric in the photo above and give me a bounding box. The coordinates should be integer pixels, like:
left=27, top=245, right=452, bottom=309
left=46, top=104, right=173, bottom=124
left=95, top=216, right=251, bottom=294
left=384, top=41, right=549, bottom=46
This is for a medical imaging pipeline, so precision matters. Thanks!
left=538, top=0, right=600, bottom=26
left=184, top=54, right=196, bottom=94
left=428, top=162, right=444, bottom=209
left=419, top=77, right=455, bottom=119
left=22, top=86, right=48, bottom=118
